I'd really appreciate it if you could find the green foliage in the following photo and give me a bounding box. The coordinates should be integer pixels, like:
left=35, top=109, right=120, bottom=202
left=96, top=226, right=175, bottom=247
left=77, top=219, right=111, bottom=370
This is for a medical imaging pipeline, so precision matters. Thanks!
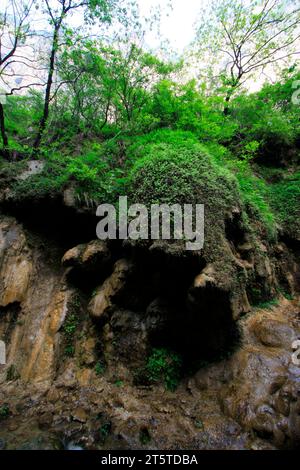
left=150, top=80, right=236, bottom=141
left=6, top=364, right=20, bottom=382
left=0, top=8, right=298, bottom=261
left=127, top=136, right=238, bottom=210
left=194, top=0, right=300, bottom=104
left=231, top=91, right=298, bottom=155
left=139, top=428, right=151, bottom=445
left=114, top=379, right=124, bottom=387
left=0, top=404, right=10, bottom=420
left=5, top=94, right=42, bottom=140
left=267, top=171, right=300, bottom=239
left=57, top=40, right=178, bottom=136
left=10, top=150, right=126, bottom=204
left=254, top=298, right=279, bottom=310
left=232, top=160, right=276, bottom=239
left=62, top=295, right=81, bottom=357
left=95, top=360, right=106, bottom=375
left=99, top=421, right=112, bottom=442
left=146, top=348, right=182, bottom=392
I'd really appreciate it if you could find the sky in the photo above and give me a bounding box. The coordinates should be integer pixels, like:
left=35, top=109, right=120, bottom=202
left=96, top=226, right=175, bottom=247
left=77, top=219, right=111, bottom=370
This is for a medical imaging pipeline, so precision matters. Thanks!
left=0, top=0, right=206, bottom=95
left=137, top=0, right=207, bottom=53
left=0, top=0, right=205, bottom=52
left=0, top=0, right=284, bottom=93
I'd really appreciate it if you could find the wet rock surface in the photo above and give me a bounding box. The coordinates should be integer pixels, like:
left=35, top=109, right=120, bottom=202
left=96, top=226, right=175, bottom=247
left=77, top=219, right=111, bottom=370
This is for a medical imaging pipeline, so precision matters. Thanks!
left=0, top=214, right=299, bottom=450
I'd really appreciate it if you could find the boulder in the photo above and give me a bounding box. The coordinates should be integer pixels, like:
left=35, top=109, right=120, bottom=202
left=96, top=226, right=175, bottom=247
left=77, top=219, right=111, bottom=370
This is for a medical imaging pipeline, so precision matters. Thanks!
left=62, top=240, right=111, bottom=272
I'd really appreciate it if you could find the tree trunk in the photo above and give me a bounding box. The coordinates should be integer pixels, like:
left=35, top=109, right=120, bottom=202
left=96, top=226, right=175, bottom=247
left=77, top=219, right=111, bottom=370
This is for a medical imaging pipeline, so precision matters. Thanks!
left=0, top=102, right=9, bottom=160
left=34, top=23, right=61, bottom=150
left=224, top=79, right=240, bottom=116
left=223, top=93, right=231, bottom=116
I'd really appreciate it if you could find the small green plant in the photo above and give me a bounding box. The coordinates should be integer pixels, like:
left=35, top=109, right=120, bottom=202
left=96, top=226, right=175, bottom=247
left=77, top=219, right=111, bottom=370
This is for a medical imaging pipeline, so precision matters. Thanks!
left=0, top=404, right=10, bottom=420
left=146, top=348, right=182, bottom=391
left=62, top=295, right=81, bottom=357
left=64, top=345, right=75, bottom=357
left=139, top=427, right=151, bottom=445
left=255, top=298, right=279, bottom=310
left=277, top=287, right=294, bottom=301
left=282, top=293, right=294, bottom=301
left=6, top=364, right=20, bottom=381
left=114, top=379, right=123, bottom=387
left=99, top=422, right=111, bottom=443
left=194, top=419, right=204, bottom=430
left=95, top=360, right=106, bottom=376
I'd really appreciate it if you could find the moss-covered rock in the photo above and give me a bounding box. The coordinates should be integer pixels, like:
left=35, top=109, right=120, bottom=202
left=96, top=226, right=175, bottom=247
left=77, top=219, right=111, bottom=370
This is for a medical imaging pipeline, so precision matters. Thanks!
left=127, top=140, right=251, bottom=309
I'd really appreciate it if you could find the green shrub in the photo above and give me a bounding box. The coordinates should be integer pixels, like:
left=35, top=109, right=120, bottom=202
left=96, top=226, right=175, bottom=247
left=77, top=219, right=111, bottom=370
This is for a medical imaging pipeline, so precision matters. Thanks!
left=62, top=295, right=81, bottom=357
left=127, top=139, right=238, bottom=211
left=99, top=422, right=111, bottom=443
left=95, top=360, right=106, bottom=376
left=139, top=427, right=151, bottom=445
left=6, top=364, right=20, bottom=381
left=146, top=348, right=182, bottom=391
left=268, top=171, right=300, bottom=239
left=10, top=151, right=126, bottom=205
left=234, top=161, right=276, bottom=239
left=0, top=404, right=10, bottom=420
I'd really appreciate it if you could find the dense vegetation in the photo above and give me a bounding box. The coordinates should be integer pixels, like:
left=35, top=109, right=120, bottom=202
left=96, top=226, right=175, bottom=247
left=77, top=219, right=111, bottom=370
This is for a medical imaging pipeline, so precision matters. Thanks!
left=0, top=0, right=299, bottom=242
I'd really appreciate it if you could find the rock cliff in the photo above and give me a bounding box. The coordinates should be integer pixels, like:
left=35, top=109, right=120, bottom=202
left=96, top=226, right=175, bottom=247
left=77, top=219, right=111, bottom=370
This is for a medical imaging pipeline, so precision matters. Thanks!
left=0, top=203, right=299, bottom=450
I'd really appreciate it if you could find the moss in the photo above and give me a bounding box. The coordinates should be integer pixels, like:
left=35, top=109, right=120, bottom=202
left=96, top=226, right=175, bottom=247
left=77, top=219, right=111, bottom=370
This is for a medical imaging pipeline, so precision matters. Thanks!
left=127, top=140, right=244, bottom=288
left=139, top=427, right=151, bottom=445
left=8, top=151, right=126, bottom=206
left=0, top=404, right=10, bottom=420
left=6, top=364, right=20, bottom=381
left=62, top=293, right=82, bottom=357
left=99, top=421, right=112, bottom=443
left=0, top=159, right=28, bottom=190
left=268, top=170, right=300, bottom=239
left=254, top=298, right=279, bottom=310
left=95, top=360, right=106, bottom=375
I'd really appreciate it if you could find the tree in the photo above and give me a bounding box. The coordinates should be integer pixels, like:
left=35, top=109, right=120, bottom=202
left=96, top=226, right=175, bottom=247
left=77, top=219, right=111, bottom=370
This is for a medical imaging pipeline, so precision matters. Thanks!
left=106, top=42, right=176, bottom=125
left=57, top=40, right=118, bottom=134
left=33, top=0, right=128, bottom=149
left=57, top=40, right=176, bottom=136
left=194, top=0, right=300, bottom=114
left=0, top=0, right=39, bottom=158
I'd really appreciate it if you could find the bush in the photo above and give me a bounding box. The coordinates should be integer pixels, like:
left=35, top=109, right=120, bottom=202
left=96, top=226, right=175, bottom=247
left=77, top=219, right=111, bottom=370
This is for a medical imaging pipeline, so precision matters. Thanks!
left=146, top=348, right=183, bottom=391
left=127, top=138, right=238, bottom=211
left=10, top=151, right=126, bottom=205
left=0, top=404, right=10, bottom=420
left=267, top=170, right=300, bottom=239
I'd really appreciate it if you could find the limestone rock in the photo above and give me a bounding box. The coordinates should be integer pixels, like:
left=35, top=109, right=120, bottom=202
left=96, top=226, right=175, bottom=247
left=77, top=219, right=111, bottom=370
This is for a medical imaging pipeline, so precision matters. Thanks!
left=252, top=319, right=296, bottom=348
left=62, top=240, right=111, bottom=272
left=222, top=302, right=300, bottom=448
left=88, top=259, right=131, bottom=320
left=72, top=407, right=87, bottom=423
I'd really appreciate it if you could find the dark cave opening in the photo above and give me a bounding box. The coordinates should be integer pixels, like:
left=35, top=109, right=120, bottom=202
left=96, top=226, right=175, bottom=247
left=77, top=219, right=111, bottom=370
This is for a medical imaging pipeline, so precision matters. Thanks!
left=0, top=302, right=22, bottom=344
left=2, top=196, right=98, bottom=249
left=110, top=248, right=241, bottom=368
left=225, top=212, right=246, bottom=249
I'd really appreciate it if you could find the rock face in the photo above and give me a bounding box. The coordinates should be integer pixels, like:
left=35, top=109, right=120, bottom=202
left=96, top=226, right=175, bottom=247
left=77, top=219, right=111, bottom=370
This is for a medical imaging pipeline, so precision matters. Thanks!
left=0, top=217, right=71, bottom=387
left=88, top=259, right=131, bottom=321
left=221, top=302, right=300, bottom=448
left=0, top=213, right=299, bottom=450
left=62, top=240, right=111, bottom=272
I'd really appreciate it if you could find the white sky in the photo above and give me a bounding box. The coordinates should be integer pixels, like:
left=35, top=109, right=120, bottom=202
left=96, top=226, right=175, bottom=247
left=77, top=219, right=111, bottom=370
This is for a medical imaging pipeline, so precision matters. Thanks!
left=137, top=0, right=207, bottom=52
left=0, top=0, right=284, bottom=93
left=1, top=0, right=206, bottom=95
